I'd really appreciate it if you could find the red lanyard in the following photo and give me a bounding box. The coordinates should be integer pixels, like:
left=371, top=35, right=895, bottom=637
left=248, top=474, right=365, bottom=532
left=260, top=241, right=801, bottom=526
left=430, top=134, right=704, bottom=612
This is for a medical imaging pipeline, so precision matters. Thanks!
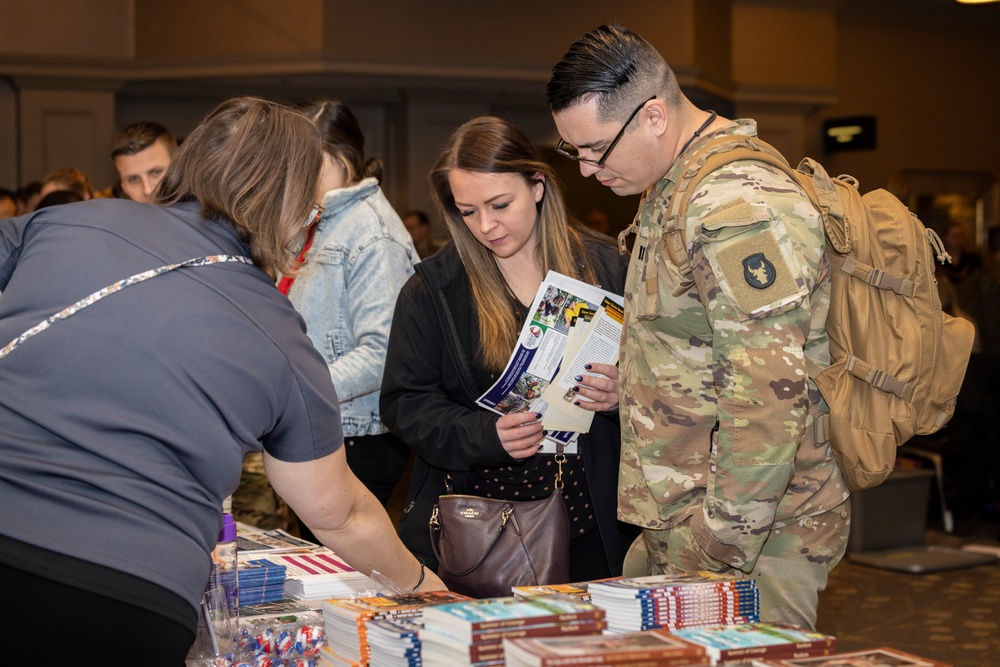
left=277, top=223, right=319, bottom=296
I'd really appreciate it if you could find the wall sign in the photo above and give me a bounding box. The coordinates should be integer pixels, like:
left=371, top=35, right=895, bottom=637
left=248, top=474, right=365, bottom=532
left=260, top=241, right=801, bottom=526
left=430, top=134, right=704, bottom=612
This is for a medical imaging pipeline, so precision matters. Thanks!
left=823, top=116, right=877, bottom=152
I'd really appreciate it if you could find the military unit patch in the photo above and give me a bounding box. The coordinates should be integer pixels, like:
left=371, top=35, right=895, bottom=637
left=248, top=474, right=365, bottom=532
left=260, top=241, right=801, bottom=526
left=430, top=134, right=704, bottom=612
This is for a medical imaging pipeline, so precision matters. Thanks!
left=708, top=225, right=804, bottom=318
left=742, top=253, right=776, bottom=289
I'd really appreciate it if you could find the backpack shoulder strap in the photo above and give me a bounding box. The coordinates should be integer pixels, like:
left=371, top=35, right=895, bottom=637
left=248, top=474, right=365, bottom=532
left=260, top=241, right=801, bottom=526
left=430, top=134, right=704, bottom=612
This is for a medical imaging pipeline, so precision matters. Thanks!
left=659, top=134, right=800, bottom=294
left=795, top=158, right=853, bottom=255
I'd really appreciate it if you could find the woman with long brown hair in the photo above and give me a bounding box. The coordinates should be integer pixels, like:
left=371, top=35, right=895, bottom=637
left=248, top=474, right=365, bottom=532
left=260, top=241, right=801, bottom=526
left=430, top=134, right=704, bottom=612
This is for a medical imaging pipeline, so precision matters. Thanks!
left=381, top=116, right=635, bottom=587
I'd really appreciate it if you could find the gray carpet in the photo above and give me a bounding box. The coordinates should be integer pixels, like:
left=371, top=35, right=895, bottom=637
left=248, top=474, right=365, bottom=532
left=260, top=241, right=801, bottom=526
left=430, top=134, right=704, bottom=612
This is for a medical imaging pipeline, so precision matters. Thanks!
left=816, top=520, right=1000, bottom=667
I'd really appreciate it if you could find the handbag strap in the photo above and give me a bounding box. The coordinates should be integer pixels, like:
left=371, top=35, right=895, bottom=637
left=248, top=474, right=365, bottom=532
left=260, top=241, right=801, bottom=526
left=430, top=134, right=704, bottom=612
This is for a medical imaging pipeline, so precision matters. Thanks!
left=554, top=441, right=565, bottom=490
left=0, top=254, right=253, bottom=361
left=429, top=500, right=516, bottom=577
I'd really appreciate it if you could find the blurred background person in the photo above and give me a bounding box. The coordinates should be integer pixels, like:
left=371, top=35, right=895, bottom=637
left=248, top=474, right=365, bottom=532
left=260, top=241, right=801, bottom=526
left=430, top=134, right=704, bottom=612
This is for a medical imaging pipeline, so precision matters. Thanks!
left=277, top=97, right=417, bottom=539
left=15, top=182, right=42, bottom=215
left=34, top=190, right=85, bottom=210
left=0, top=188, right=15, bottom=220
left=0, top=96, right=442, bottom=665
left=402, top=209, right=436, bottom=259
left=38, top=167, right=93, bottom=201
left=941, top=221, right=981, bottom=289
left=381, top=116, right=634, bottom=587
left=110, top=121, right=178, bottom=203
left=582, top=208, right=611, bottom=236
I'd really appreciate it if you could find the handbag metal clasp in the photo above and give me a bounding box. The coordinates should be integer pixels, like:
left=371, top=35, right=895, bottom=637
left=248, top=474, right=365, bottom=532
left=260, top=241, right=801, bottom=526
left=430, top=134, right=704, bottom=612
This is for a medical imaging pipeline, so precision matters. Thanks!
left=500, top=505, right=513, bottom=527
left=429, top=505, right=439, bottom=529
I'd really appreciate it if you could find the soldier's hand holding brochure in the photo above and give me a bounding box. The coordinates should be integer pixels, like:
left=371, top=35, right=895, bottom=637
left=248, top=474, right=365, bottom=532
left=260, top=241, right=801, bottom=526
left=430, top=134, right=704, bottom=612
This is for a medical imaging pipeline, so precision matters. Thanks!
left=475, top=271, right=624, bottom=454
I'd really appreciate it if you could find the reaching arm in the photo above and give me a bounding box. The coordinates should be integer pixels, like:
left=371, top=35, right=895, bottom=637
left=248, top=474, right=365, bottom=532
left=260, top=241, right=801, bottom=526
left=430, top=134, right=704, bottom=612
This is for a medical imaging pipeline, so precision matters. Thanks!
left=264, top=447, right=445, bottom=593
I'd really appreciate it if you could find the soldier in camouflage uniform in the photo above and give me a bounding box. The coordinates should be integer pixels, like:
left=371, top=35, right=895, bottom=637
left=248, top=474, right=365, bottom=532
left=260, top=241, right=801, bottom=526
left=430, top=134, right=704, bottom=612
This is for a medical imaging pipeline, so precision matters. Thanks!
left=547, top=25, right=850, bottom=630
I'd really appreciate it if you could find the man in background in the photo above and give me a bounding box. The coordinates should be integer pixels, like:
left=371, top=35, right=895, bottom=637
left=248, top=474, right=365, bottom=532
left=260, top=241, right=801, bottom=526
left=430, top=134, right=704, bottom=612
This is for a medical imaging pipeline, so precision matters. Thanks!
left=111, top=122, right=178, bottom=203
left=401, top=209, right=437, bottom=259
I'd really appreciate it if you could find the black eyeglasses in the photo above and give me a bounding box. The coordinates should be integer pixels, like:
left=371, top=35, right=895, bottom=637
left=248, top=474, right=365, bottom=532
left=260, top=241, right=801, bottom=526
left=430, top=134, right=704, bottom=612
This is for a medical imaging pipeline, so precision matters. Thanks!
left=555, top=95, right=657, bottom=167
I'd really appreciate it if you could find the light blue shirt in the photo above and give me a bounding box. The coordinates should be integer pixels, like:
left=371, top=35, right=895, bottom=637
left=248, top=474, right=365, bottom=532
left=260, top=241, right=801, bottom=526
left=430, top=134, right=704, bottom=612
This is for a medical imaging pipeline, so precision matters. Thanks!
left=288, top=178, right=418, bottom=436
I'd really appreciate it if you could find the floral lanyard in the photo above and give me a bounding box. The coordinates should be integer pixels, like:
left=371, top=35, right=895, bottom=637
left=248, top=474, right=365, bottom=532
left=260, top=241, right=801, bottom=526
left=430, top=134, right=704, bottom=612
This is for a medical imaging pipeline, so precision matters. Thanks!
left=0, top=254, right=253, bottom=361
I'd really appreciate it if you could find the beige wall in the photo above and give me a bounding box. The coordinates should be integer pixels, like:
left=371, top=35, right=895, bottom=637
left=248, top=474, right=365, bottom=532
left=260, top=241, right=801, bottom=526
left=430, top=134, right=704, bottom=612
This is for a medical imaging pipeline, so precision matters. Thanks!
left=135, top=0, right=323, bottom=58
left=809, top=9, right=1000, bottom=189
left=0, top=0, right=133, bottom=59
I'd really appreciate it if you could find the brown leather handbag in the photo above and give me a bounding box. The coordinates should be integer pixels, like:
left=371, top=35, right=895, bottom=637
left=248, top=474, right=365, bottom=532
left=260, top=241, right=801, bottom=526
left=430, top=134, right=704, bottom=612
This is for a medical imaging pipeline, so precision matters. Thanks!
left=428, top=455, right=570, bottom=599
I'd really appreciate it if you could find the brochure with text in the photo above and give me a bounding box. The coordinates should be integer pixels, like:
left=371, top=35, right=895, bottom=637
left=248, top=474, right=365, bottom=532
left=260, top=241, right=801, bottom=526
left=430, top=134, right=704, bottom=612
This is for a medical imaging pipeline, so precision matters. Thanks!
left=475, top=271, right=623, bottom=454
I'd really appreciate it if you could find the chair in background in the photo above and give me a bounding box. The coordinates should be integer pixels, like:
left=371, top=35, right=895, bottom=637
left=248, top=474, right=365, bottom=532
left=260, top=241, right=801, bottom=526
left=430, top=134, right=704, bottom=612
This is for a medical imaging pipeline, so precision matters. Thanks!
left=898, top=434, right=953, bottom=534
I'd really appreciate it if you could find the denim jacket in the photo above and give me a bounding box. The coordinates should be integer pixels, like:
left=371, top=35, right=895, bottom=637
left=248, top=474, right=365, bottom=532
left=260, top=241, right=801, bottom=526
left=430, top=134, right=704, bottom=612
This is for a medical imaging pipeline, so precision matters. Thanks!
left=288, top=177, right=418, bottom=436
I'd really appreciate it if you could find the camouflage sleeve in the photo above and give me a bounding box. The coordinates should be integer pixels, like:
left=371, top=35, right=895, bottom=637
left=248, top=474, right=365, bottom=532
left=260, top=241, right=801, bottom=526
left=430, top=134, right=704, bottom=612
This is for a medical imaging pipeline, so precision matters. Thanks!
left=683, top=161, right=825, bottom=570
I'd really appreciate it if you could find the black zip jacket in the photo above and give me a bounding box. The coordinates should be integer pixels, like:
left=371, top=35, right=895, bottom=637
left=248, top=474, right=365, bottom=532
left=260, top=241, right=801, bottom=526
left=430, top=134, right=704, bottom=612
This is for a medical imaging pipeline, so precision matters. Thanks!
left=380, top=232, right=632, bottom=573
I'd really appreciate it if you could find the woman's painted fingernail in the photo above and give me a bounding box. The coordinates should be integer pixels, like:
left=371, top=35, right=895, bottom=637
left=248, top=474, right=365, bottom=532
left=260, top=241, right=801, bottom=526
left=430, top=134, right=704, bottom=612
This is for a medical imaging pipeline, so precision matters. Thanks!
left=584, top=364, right=592, bottom=370
left=572, top=386, right=580, bottom=392
left=574, top=375, right=583, bottom=382
left=534, top=412, right=543, bottom=419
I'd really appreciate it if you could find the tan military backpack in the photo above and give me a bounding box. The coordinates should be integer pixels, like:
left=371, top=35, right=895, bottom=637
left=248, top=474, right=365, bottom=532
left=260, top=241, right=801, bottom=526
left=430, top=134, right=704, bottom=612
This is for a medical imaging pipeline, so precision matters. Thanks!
left=656, top=134, right=975, bottom=490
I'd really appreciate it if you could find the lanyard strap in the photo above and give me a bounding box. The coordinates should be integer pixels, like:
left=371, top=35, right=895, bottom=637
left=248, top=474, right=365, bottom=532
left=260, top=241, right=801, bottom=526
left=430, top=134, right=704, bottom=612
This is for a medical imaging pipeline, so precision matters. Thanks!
left=0, top=254, right=253, bottom=361
left=276, top=222, right=319, bottom=296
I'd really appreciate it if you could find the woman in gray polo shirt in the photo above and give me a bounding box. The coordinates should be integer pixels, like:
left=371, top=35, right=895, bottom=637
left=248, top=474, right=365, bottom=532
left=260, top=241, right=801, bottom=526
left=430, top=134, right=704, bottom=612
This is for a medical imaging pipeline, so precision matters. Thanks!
left=0, top=96, right=443, bottom=665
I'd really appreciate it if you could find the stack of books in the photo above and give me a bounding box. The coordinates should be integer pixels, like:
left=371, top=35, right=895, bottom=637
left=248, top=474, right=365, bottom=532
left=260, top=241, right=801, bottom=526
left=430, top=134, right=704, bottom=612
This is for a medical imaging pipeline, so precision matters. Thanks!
left=365, top=617, right=424, bottom=667
left=669, top=621, right=837, bottom=665
left=419, top=595, right=607, bottom=666
left=504, top=627, right=711, bottom=666
left=236, top=558, right=288, bottom=605
left=511, top=576, right=623, bottom=603
left=235, top=525, right=370, bottom=602
left=255, top=548, right=372, bottom=600
left=750, top=646, right=952, bottom=666
left=318, top=590, right=471, bottom=666
left=587, top=572, right=760, bottom=633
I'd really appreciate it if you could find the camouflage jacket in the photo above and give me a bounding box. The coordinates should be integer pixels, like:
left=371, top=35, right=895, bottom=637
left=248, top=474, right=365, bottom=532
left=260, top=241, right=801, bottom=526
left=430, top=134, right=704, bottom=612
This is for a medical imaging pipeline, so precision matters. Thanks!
left=618, top=119, right=849, bottom=570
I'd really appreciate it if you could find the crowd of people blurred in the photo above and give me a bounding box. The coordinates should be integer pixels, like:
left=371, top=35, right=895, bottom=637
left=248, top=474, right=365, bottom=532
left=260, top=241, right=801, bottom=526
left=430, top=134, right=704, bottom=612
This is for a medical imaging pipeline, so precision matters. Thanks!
left=3, top=104, right=997, bottom=536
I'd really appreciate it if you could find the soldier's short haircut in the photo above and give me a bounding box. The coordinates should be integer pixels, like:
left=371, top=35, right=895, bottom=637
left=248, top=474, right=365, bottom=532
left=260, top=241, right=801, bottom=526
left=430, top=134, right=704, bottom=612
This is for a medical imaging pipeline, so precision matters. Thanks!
left=546, top=24, right=680, bottom=124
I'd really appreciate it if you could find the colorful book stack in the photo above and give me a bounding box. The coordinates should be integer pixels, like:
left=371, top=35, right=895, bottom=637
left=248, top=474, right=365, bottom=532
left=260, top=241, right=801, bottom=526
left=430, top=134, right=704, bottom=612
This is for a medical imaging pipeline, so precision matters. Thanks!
left=365, top=617, right=424, bottom=667
left=511, top=582, right=594, bottom=602
left=511, top=576, right=623, bottom=602
left=419, top=595, right=607, bottom=667
left=236, top=558, right=288, bottom=605
left=669, top=621, right=837, bottom=665
left=318, top=590, right=471, bottom=667
left=504, top=627, right=711, bottom=667
left=750, top=646, right=953, bottom=667
left=587, top=572, right=761, bottom=633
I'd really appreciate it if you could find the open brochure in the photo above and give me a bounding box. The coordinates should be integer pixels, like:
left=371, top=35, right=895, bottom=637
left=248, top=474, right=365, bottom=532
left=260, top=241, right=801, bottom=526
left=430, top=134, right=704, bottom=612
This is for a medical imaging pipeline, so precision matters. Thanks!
left=235, top=522, right=319, bottom=556
left=475, top=270, right=624, bottom=454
